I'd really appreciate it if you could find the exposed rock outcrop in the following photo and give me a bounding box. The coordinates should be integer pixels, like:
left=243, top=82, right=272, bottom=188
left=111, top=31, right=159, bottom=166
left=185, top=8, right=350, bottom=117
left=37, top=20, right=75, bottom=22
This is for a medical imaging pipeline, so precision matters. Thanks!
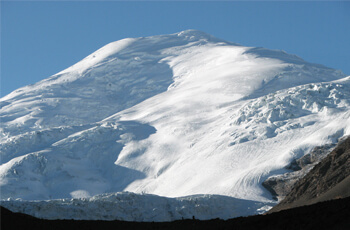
left=262, top=143, right=335, bottom=201
left=269, top=136, right=350, bottom=213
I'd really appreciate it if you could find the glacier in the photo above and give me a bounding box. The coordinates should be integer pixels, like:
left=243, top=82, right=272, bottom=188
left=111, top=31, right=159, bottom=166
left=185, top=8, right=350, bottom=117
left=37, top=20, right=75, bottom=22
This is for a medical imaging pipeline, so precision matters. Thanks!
left=1, top=30, right=349, bottom=221
left=1, top=192, right=271, bottom=221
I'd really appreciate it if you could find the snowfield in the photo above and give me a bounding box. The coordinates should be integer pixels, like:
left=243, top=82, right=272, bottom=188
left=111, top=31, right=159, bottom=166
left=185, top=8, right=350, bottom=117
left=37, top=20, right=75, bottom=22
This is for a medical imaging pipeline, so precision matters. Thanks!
left=1, top=30, right=349, bottom=221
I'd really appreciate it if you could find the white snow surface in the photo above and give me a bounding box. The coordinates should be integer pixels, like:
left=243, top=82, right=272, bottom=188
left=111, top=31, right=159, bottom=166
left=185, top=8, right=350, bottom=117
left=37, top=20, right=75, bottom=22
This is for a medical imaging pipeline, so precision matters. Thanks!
left=1, top=30, right=349, bottom=220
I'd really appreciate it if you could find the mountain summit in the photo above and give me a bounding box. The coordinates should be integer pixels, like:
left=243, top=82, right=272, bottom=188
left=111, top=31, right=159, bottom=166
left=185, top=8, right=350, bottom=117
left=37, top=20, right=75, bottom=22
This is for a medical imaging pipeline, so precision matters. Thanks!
left=1, top=30, right=349, bottom=219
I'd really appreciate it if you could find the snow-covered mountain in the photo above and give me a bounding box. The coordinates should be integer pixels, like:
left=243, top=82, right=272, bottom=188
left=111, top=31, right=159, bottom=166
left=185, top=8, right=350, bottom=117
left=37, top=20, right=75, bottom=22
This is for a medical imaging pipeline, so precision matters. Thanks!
left=1, top=30, right=349, bottom=220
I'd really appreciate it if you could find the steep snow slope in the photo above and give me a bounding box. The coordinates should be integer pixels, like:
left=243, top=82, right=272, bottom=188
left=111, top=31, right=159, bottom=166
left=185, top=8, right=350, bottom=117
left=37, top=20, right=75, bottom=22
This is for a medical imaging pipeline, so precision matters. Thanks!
left=107, top=69, right=350, bottom=201
left=1, top=30, right=349, bottom=219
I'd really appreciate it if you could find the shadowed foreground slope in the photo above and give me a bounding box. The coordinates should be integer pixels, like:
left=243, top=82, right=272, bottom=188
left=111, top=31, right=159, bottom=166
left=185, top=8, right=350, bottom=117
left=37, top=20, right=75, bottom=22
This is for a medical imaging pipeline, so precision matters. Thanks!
left=2, top=197, right=350, bottom=230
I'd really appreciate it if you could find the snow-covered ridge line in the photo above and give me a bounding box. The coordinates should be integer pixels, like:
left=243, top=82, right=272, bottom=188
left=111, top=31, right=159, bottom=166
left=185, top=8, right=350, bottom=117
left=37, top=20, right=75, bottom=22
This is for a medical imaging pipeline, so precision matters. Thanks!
left=1, top=192, right=272, bottom=222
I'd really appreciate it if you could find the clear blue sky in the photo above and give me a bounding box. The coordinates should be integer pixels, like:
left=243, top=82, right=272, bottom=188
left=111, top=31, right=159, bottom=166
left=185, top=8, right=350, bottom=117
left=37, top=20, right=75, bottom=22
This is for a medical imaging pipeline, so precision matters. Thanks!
left=2, top=1, right=350, bottom=97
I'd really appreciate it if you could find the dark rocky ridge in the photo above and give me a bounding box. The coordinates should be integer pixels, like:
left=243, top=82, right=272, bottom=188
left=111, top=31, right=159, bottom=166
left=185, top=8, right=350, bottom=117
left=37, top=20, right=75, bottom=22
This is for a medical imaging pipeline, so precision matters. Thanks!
left=262, top=143, right=336, bottom=201
left=269, top=135, right=350, bottom=213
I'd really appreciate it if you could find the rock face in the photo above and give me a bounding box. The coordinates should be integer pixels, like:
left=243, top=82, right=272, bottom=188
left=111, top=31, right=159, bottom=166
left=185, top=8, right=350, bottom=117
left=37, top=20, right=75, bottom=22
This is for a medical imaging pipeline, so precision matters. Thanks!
left=262, top=143, right=336, bottom=201
left=269, top=136, right=350, bottom=213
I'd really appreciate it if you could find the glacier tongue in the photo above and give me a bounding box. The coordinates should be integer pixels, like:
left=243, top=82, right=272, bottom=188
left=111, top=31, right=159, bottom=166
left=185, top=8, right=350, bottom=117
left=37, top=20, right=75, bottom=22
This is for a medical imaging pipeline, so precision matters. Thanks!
left=1, top=30, right=349, bottom=219
left=1, top=192, right=272, bottom=221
